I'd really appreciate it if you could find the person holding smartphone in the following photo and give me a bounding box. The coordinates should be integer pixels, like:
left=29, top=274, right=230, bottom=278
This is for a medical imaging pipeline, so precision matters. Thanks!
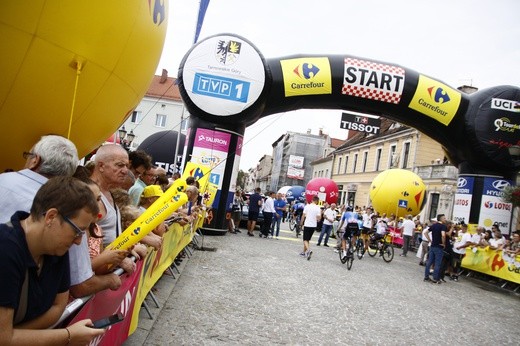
left=0, top=177, right=106, bottom=345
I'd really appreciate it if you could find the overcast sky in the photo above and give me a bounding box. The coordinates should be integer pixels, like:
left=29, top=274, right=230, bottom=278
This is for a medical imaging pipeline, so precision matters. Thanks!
left=157, top=0, right=519, bottom=170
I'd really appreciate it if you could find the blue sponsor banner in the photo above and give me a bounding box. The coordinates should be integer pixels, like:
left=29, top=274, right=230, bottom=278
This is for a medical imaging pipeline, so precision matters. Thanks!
left=193, top=73, right=250, bottom=102
left=456, top=176, right=474, bottom=195
left=482, top=177, right=513, bottom=197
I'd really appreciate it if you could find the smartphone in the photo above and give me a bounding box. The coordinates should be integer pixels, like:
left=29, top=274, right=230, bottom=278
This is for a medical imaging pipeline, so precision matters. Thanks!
left=90, top=313, right=124, bottom=329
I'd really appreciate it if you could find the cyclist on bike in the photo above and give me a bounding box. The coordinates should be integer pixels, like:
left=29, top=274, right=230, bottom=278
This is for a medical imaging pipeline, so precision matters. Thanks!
left=337, top=206, right=360, bottom=259
left=372, top=217, right=388, bottom=243
left=293, top=200, right=305, bottom=224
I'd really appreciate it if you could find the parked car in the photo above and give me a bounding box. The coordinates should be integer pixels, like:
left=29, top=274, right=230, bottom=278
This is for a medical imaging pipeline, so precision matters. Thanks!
left=240, top=204, right=264, bottom=228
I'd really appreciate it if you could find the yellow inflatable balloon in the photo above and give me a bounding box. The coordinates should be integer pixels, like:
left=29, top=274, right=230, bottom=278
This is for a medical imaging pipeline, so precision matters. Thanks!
left=369, top=169, right=426, bottom=218
left=0, top=0, right=168, bottom=170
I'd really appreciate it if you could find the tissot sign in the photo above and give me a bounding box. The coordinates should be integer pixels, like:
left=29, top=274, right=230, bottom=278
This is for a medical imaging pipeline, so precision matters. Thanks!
left=340, top=112, right=381, bottom=134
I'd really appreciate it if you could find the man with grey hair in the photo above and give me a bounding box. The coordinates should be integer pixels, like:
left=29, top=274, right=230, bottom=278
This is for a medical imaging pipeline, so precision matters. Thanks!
left=0, top=135, right=78, bottom=223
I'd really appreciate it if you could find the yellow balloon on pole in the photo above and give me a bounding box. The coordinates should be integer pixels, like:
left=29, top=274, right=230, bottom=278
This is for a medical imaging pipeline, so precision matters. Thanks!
left=369, top=169, right=426, bottom=218
left=0, top=1, right=168, bottom=170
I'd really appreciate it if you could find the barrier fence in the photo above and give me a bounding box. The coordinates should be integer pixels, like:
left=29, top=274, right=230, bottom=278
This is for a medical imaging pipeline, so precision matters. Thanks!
left=59, top=221, right=196, bottom=345
left=462, top=246, right=520, bottom=285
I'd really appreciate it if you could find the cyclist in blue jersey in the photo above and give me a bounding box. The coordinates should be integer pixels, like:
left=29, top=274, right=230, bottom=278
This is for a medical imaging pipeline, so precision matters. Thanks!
left=337, top=206, right=361, bottom=259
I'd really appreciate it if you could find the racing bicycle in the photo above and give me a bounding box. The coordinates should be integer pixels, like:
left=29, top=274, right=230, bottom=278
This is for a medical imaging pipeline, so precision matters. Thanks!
left=339, top=231, right=354, bottom=270
left=366, top=232, right=394, bottom=263
left=289, top=213, right=302, bottom=237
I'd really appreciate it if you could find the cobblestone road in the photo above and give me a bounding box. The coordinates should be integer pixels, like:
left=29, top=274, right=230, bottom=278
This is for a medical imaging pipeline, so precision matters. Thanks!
left=125, top=224, right=520, bottom=346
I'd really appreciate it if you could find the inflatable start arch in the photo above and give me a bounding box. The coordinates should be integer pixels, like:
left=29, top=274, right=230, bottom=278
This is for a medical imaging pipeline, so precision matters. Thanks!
left=177, top=34, right=519, bottom=232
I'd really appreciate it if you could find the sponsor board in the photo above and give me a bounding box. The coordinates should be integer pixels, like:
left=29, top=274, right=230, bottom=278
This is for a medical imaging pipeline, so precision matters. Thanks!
left=280, top=57, right=332, bottom=97
left=340, top=112, right=381, bottom=134
left=491, top=98, right=520, bottom=113
left=287, top=166, right=304, bottom=180
left=192, top=129, right=231, bottom=208
left=192, top=73, right=250, bottom=103
left=453, top=176, right=474, bottom=225
left=408, top=75, right=461, bottom=125
left=342, top=58, right=405, bottom=104
left=182, top=35, right=265, bottom=116
left=289, top=155, right=304, bottom=168
left=479, top=177, right=513, bottom=232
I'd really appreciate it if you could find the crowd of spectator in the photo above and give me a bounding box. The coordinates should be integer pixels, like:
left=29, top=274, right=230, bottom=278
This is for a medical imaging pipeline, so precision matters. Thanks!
left=0, top=135, right=200, bottom=345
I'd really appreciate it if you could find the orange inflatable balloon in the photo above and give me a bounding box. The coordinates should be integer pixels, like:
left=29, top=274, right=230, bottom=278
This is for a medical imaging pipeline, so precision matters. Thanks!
left=0, top=1, right=168, bottom=170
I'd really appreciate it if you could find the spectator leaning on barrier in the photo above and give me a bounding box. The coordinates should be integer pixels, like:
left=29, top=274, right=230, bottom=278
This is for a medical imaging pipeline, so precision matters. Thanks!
left=0, top=177, right=105, bottom=345
left=452, top=223, right=472, bottom=282
left=489, top=224, right=506, bottom=250
left=0, top=135, right=78, bottom=223
left=90, top=144, right=129, bottom=248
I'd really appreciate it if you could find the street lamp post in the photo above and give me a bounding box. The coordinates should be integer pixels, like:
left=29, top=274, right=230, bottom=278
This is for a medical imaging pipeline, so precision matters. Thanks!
left=118, top=125, right=135, bottom=150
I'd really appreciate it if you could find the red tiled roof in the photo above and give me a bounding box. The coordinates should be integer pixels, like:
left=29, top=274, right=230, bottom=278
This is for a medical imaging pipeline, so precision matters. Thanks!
left=145, top=74, right=182, bottom=101
left=330, top=137, right=345, bottom=148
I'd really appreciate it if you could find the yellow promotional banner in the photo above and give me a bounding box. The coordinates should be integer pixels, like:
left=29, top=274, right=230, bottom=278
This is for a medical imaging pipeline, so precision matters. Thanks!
left=107, top=180, right=188, bottom=251
left=462, top=247, right=520, bottom=284
left=128, top=222, right=194, bottom=335
left=182, top=162, right=210, bottom=192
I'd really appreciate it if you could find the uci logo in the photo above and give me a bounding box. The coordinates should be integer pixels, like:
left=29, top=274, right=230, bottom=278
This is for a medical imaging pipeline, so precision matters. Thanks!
left=427, top=86, right=450, bottom=104
left=457, top=178, right=467, bottom=188
left=492, top=180, right=510, bottom=191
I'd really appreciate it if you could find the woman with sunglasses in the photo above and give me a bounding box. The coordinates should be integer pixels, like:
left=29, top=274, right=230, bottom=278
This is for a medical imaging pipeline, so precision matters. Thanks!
left=0, top=176, right=106, bottom=345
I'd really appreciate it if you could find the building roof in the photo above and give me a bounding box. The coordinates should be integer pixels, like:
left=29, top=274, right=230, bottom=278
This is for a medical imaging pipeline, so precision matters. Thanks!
left=145, top=70, right=182, bottom=101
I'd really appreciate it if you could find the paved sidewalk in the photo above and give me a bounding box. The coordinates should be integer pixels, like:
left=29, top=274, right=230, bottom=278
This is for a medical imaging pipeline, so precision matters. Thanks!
left=125, top=225, right=520, bottom=345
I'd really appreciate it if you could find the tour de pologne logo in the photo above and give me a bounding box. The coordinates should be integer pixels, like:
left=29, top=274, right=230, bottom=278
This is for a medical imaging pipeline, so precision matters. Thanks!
left=215, top=39, right=242, bottom=65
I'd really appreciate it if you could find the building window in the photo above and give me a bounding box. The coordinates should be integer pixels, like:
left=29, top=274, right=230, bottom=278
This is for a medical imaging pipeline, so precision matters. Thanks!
left=375, top=148, right=382, bottom=171
left=402, top=142, right=410, bottom=168
left=338, top=157, right=342, bottom=174
left=353, top=153, right=358, bottom=173
left=326, top=169, right=329, bottom=178
left=389, top=144, right=397, bottom=168
left=181, top=118, right=188, bottom=131
left=155, top=114, right=166, bottom=127
left=131, top=110, right=142, bottom=124
left=344, top=156, right=349, bottom=174
left=429, top=193, right=440, bottom=220
left=362, top=151, right=368, bottom=172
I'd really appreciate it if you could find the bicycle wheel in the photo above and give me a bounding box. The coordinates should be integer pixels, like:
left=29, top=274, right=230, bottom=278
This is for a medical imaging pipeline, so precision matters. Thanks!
left=367, top=240, right=378, bottom=257
left=356, top=239, right=365, bottom=259
left=289, top=219, right=295, bottom=231
left=382, top=243, right=394, bottom=263
left=339, top=247, right=348, bottom=264
left=295, top=225, right=301, bottom=238
left=346, top=252, right=354, bottom=270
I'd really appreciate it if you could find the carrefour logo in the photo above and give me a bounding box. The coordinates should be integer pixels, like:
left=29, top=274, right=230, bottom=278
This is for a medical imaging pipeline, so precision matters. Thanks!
left=280, top=57, right=332, bottom=97
left=408, top=75, right=461, bottom=126
left=428, top=86, right=451, bottom=104
left=293, top=63, right=320, bottom=80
